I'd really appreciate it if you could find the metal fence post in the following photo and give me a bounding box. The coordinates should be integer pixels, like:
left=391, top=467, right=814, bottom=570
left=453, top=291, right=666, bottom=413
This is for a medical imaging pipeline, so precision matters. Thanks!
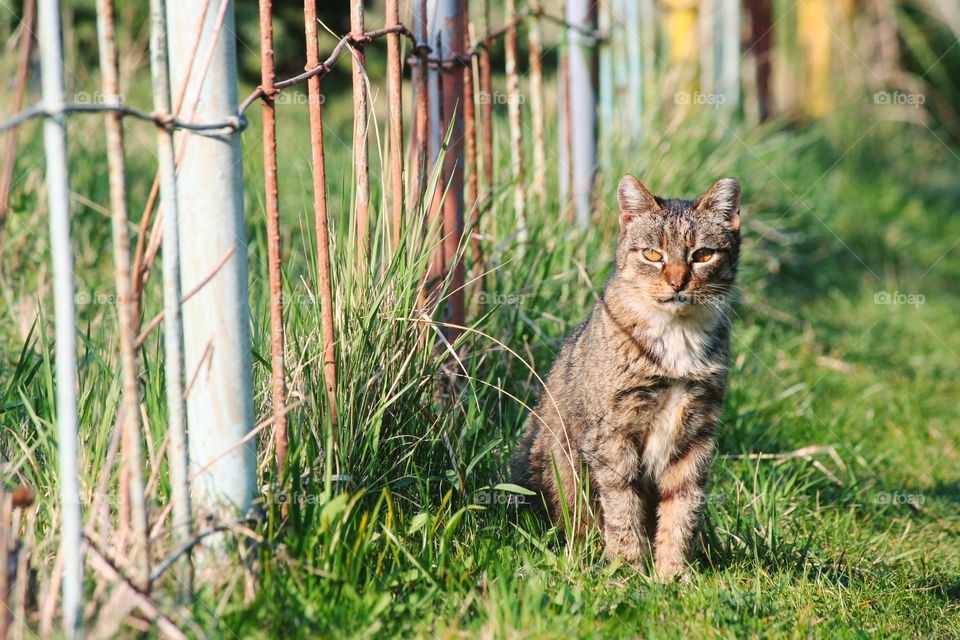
left=149, top=0, right=192, bottom=564
left=38, top=0, right=82, bottom=634
left=565, top=0, right=597, bottom=228
left=625, top=0, right=643, bottom=130
left=164, top=0, right=256, bottom=525
left=434, top=0, right=467, bottom=341
left=598, top=0, right=614, bottom=142
left=717, top=0, right=741, bottom=108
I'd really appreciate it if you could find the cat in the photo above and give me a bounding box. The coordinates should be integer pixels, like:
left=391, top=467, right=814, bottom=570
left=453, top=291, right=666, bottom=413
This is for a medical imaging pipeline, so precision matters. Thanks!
left=509, top=175, right=741, bottom=580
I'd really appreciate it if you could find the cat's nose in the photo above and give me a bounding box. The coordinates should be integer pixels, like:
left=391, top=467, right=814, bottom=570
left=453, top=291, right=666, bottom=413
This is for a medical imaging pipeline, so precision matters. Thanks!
left=664, top=266, right=688, bottom=291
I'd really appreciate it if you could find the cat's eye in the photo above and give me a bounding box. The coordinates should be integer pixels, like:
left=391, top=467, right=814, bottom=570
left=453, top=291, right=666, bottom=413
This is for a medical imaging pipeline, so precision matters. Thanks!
left=641, top=248, right=663, bottom=262
left=692, top=248, right=715, bottom=263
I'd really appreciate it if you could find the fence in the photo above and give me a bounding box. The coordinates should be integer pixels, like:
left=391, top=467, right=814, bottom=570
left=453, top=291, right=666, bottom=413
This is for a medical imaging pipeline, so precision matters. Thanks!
left=0, top=0, right=881, bottom=636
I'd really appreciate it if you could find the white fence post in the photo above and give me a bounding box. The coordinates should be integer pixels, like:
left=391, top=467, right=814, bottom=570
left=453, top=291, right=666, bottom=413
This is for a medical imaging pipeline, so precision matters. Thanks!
left=38, top=0, right=82, bottom=634
left=164, top=0, right=256, bottom=525
left=148, top=0, right=192, bottom=561
left=717, top=0, right=741, bottom=108
left=566, top=0, right=598, bottom=228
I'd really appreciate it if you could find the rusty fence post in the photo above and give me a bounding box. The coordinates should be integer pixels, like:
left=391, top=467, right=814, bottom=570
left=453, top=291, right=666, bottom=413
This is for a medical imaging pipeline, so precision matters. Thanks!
left=387, top=0, right=404, bottom=249
left=436, top=0, right=467, bottom=342
left=478, top=0, right=494, bottom=254
left=505, top=0, right=526, bottom=241
left=464, top=13, right=479, bottom=228
left=746, top=0, right=773, bottom=121
left=351, top=0, right=370, bottom=265
left=304, top=0, right=339, bottom=433
left=257, top=0, right=288, bottom=472
left=411, top=0, right=431, bottom=211
left=528, top=0, right=546, bottom=208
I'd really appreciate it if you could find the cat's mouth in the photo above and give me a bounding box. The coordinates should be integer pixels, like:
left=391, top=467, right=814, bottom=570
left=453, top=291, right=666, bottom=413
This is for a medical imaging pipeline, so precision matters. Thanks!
left=658, top=292, right=696, bottom=306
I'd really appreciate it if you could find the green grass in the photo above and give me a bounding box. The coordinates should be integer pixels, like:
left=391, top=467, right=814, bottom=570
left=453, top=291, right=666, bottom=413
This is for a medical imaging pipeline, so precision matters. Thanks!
left=2, top=84, right=959, bottom=638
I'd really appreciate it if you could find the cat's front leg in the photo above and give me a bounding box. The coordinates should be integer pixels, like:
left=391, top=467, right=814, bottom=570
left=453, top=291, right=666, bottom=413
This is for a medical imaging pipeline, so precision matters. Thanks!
left=653, top=437, right=714, bottom=580
left=589, top=434, right=651, bottom=566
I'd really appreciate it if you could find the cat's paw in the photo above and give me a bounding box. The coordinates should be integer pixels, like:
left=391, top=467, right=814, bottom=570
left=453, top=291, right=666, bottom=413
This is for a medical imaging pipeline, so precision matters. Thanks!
left=603, top=533, right=652, bottom=566
left=654, top=560, right=687, bottom=582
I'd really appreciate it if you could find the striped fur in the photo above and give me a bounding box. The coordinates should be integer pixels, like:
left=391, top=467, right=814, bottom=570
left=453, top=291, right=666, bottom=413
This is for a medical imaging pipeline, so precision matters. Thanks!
left=509, top=176, right=741, bottom=579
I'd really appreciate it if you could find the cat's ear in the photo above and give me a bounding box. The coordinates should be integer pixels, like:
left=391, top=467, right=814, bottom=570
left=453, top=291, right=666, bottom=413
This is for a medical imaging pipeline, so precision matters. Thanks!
left=696, top=178, right=741, bottom=231
left=617, top=175, right=660, bottom=230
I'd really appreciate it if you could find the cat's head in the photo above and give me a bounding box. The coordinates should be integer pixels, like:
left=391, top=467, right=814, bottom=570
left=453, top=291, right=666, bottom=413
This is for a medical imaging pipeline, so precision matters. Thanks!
left=612, top=175, right=741, bottom=318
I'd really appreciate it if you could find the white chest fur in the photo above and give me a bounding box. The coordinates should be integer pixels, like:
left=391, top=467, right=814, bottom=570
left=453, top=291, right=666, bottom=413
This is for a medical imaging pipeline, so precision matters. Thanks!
left=641, top=310, right=717, bottom=378
left=642, top=382, right=689, bottom=480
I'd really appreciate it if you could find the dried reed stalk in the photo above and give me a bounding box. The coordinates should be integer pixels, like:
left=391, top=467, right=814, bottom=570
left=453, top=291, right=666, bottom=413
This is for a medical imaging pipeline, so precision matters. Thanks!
left=95, top=0, right=150, bottom=591
left=0, top=0, right=36, bottom=244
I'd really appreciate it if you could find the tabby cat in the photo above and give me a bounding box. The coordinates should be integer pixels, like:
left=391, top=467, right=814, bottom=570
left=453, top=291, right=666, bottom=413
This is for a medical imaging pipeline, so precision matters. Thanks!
left=509, top=176, right=741, bottom=579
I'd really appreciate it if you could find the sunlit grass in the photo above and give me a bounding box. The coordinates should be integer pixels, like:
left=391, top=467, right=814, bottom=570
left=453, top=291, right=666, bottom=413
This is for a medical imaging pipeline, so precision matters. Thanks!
left=1, top=82, right=959, bottom=637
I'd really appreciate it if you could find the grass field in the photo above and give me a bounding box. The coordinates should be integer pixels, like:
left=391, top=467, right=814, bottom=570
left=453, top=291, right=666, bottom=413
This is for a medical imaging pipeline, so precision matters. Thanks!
left=2, top=79, right=960, bottom=637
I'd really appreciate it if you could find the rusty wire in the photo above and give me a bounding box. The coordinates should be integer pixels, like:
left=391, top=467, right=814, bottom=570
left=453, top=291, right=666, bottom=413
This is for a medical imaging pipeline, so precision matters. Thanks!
left=0, top=102, right=246, bottom=134
left=0, top=10, right=608, bottom=138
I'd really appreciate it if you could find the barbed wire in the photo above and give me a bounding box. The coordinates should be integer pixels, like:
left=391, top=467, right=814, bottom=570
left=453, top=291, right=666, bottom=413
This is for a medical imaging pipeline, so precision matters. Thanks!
left=0, top=9, right=605, bottom=136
